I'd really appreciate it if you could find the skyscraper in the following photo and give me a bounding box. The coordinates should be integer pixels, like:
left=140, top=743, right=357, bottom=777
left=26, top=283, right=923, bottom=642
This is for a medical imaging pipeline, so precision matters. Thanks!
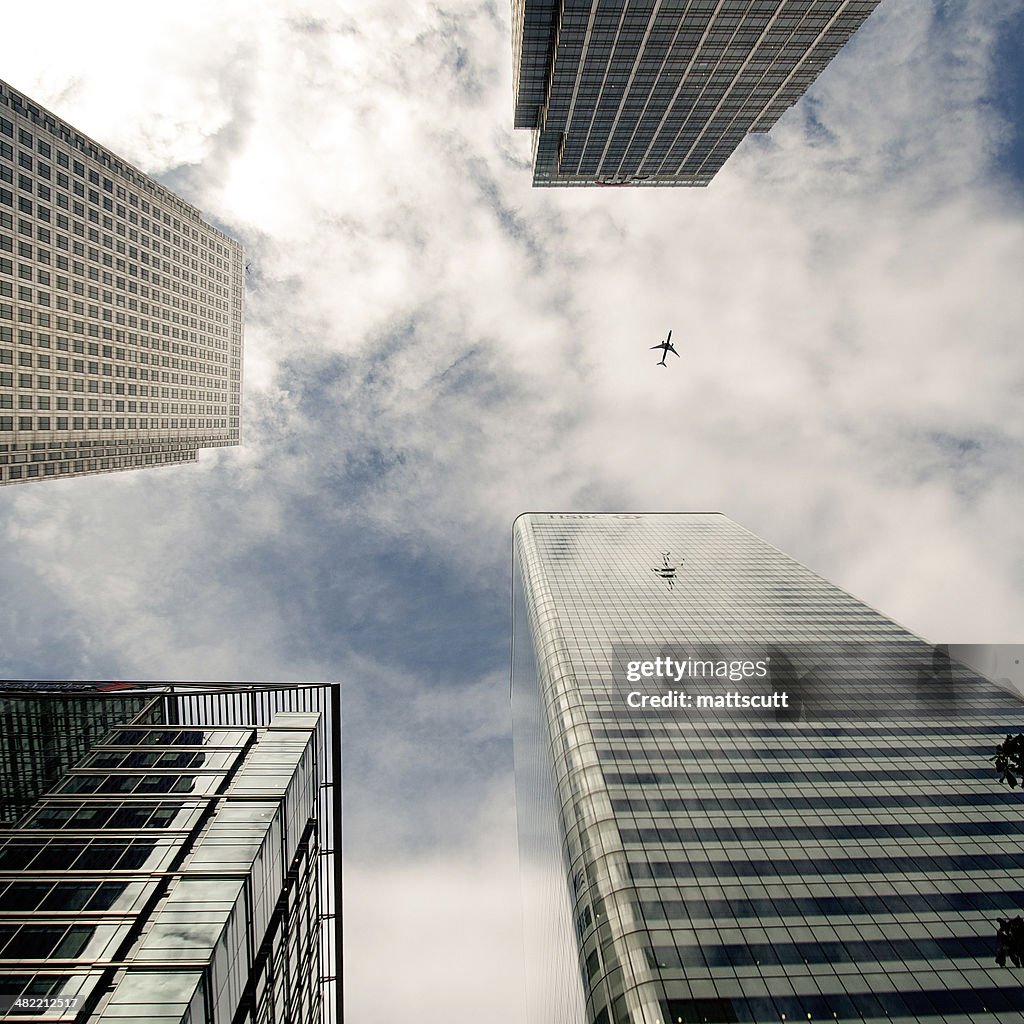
left=0, top=682, right=341, bottom=1024
left=512, top=513, right=1024, bottom=1023
left=0, top=79, right=243, bottom=485
left=511, top=0, right=882, bottom=186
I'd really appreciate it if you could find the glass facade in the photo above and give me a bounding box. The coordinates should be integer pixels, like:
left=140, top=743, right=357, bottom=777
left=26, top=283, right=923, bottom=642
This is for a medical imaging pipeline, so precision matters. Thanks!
left=0, top=683, right=341, bottom=1024
left=0, top=79, right=243, bottom=485
left=0, top=688, right=154, bottom=823
left=511, top=0, right=882, bottom=186
left=512, top=513, right=1024, bottom=1023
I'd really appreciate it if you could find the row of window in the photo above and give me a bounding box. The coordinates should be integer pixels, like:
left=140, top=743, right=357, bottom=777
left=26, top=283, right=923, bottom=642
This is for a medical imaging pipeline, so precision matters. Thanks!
left=0, top=438, right=208, bottom=451
left=0, top=451, right=195, bottom=481
left=646, top=933, right=1004, bottom=970
left=598, top=741, right=1000, bottom=760
left=598, top=720, right=1019, bottom=738
left=0, top=924, right=93, bottom=961
left=1, top=397, right=227, bottom=415
left=649, top=987, right=1024, bottom=1024
left=632, top=849, right=1024, bottom=880
left=612, top=790, right=1018, bottom=814
left=0, top=881, right=134, bottom=913
left=0, top=417, right=229, bottom=431
left=641, top=888, right=1024, bottom=924
left=0, top=838, right=167, bottom=872
left=56, top=773, right=212, bottom=797
left=619, top=816, right=1024, bottom=846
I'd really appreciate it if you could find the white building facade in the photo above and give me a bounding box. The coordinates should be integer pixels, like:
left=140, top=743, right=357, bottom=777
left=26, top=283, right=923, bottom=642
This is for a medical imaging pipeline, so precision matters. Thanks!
left=0, top=79, right=242, bottom=485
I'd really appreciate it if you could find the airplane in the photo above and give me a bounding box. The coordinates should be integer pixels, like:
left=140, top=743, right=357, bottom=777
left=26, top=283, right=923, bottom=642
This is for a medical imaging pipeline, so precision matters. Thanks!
left=650, top=330, right=679, bottom=366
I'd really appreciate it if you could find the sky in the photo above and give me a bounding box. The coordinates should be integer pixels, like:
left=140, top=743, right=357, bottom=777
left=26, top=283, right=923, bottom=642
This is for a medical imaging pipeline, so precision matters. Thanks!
left=1, top=0, right=1024, bottom=1021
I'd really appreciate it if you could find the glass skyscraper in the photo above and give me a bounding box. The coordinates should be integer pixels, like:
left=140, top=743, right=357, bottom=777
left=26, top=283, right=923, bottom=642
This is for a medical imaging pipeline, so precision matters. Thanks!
left=0, top=683, right=341, bottom=1024
left=512, top=0, right=882, bottom=186
left=512, top=513, right=1024, bottom=1023
left=0, top=79, right=243, bottom=485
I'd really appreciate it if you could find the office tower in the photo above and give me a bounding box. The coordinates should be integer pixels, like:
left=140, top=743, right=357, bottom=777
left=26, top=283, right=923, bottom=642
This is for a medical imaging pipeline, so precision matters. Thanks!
left=512, top=0, right=882, bottom=186
left=0, top=682, right=341, bottom=1024
left=512, top=513, right=1024, bottom=1023
left=0, top=79, right=243, bottom=485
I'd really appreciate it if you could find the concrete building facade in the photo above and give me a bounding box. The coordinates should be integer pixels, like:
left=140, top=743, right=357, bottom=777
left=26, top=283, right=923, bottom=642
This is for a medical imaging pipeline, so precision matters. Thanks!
left=0, top=80, right=242, bottom=485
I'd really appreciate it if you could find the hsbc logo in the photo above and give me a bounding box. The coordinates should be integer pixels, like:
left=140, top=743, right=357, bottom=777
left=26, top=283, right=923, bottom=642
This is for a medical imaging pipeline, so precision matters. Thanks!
left=546, top=513, right=645, bottom=520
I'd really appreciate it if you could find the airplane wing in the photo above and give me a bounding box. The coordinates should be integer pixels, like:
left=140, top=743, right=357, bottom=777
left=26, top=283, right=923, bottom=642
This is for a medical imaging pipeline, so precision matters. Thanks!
left=668, top=343, right=680, bottom=357
left=650, top=344, right=664, bottom=350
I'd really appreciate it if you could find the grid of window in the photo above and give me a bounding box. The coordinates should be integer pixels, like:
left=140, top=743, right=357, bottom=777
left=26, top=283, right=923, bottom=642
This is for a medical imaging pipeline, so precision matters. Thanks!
left=0, top=694, right=155, bottom=824
left=512, top=513, right=1024, bottom=1024
left=512, top=0, right=881, bottom=186
left=0, top=79, right=243, bottom=485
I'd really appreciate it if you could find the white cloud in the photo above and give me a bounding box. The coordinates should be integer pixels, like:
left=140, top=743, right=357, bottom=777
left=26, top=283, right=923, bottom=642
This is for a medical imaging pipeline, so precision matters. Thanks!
left=345, top=839, right=525, bottom=1024
left=1, top=0, right=1023, bottom=1018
